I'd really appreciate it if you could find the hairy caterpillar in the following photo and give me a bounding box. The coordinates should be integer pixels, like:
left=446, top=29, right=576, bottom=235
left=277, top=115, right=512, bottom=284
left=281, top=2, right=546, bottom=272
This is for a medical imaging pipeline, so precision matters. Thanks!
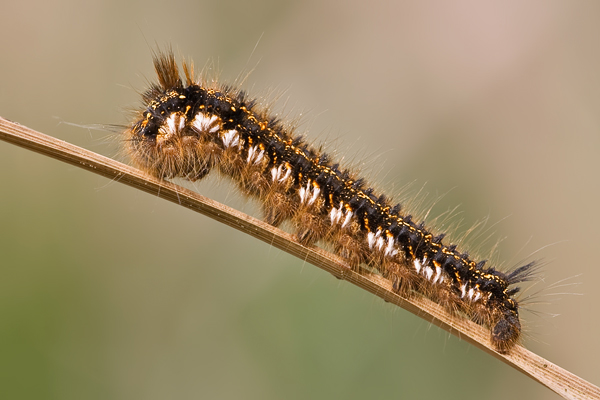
left=125, top=50, right=535, bottom=353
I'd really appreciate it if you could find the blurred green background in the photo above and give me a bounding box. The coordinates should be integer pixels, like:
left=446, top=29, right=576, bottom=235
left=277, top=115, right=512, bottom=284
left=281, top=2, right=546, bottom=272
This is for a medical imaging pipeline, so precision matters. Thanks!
left=1, top=1, right=599, bottom=399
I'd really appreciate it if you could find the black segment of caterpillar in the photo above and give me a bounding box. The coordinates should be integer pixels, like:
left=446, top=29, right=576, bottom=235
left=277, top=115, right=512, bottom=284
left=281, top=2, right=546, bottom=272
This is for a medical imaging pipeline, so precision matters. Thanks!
left=125, top=50, right=535, bottom=353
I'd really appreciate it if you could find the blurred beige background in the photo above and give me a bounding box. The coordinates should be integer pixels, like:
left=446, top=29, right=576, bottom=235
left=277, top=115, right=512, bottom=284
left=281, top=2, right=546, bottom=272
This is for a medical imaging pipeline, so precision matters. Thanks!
left=1, top=1, right=599, bottom=399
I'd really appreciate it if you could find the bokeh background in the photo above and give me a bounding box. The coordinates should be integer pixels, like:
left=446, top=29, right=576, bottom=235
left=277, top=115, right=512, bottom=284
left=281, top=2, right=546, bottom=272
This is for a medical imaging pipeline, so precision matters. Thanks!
left=1, top=1, right=599, bottom=399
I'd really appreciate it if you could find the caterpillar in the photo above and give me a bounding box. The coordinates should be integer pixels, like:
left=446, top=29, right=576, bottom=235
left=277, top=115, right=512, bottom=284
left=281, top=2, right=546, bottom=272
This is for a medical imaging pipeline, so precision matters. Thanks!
left=125, top=50, right=535, bottom=353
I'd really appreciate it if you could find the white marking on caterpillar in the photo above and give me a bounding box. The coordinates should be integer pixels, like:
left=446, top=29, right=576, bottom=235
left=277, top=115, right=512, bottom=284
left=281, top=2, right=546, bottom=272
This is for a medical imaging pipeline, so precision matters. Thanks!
left=270, top=166, right=278, bottom=181
left=376, top=236, right=385, bottom=251
left=384, top=236, right=396, bottom=257
left=272, top=164, right=283, bottom=182
left=192, top=112, right=220, bottom=133
left=329, top=207, right=338, bottom=224
left=341, top=210, right=353, bottom=228
left=309, top=187, right=320, bottom=205
left=330, top=203, right=354, bottom=228
left=367, top=229, right=385, bottom=250
left=424, top=265, right=434, bottom=281
left=367, top=232, right=375, bottom=248
left=298, top=184, right=307, bottom=202
left=432, top=266, right=442, bottom=284
left=248, top=146, right=257, bottom=164
left=221, top=129, right=240, bottom=148
left=468, top=288, right=475, bottom=300
left=254, top=150, right=264, bottom=165
left=330, top=203, right=343, bottom=225
left=299, top=181, right=320, bottom=205
left=279, top=166, right=291, bottom=182
left=247, top=146, right=265, bottom=165
left=159, top=113, right=186, bottom=137
left=414, top=258, right=422, bottom=274
left=271, top=163, right=292, bottom=183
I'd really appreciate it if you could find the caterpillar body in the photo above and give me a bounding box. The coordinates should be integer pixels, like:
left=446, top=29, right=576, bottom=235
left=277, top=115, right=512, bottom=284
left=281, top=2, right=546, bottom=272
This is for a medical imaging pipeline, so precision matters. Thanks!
left=125, top=50, right=535, bottom=353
